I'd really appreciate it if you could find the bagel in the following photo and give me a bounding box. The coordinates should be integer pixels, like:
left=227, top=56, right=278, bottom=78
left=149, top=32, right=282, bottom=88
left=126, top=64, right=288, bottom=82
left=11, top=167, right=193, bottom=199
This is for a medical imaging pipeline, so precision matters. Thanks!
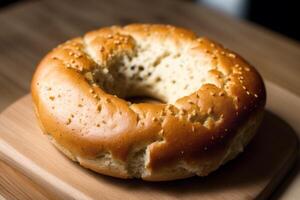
left=31, top=24, right=266, bottom=181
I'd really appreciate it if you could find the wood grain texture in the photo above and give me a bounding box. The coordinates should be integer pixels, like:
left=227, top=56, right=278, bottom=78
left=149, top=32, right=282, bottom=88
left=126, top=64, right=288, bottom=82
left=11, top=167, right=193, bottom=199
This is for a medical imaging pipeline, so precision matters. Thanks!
left=0, top=83, right=298, bottom=199
left=0, top=0, right=299, bottom=199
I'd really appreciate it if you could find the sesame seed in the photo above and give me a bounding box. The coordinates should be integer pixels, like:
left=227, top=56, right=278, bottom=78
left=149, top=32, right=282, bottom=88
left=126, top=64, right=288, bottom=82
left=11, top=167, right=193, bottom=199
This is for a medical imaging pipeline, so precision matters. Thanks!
left=228, top=53, right=236, bottom=58
left=208, top=108, right=212, bottom=114
left=242, top=86, right=247, bottom=90
left=103, top=68, right=109, bottom=74
left=254, top=94, right=258, bottom=98
left=96, top=124, right=100, bottom=127
left=245, top=67, right=250, bottom=71
left=66, top=118, right=71, bottom=125
left=152, top=117, right=158, bottom=122
left=179, top=109, right=186, bottom=115
left=246, top=91, right=250, bottom=95
left=187, top=100, right=194, bottom=105
left=97, top=104, right=102, bottom=112
left=49, top=96, right=55, bottom=101
left=78, top=103, right=83, bottom=107
left=234, top=64, right=239, bottom=68
left=114, top=40, right=120, bottom=45
left=159, top=129, right=164, bottom=135
left=102, top=120, right=106, bottom=124
left=210, top=43, right=215, bottom=47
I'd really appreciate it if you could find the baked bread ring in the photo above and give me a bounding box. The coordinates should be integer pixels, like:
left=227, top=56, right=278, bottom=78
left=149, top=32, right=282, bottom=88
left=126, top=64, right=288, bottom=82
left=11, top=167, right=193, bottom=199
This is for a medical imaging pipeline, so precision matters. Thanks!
left=31, top=24, right=266, bottom=181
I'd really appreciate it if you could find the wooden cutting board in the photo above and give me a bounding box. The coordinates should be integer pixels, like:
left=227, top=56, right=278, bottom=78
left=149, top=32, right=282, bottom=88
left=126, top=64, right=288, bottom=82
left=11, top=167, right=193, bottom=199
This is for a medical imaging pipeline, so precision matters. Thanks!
left=0, top=81, right=298, bottom=200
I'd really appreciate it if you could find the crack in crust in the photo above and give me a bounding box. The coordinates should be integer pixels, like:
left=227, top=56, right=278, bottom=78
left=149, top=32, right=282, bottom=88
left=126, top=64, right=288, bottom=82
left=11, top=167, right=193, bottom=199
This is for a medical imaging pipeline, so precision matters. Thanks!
left=31, top=24, right=266, bottom=180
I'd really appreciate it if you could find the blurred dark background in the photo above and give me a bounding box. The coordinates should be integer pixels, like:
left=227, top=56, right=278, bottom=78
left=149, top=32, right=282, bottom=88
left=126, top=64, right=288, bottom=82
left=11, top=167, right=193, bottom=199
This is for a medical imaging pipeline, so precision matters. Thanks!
left=1, top=0, right=299, bottom=41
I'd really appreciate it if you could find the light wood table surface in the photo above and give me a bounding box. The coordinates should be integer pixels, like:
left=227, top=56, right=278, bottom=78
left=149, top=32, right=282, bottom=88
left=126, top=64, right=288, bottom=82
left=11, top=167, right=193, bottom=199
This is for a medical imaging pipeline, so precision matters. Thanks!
left=0, top=0, right=299, bottom=199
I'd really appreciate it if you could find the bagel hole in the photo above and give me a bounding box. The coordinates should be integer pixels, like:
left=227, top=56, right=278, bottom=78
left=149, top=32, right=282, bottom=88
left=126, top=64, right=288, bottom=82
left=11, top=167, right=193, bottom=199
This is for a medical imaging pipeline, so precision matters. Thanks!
left=87, top=36, right=216, bottom=104
left=125, top=96, right=165, bottom=104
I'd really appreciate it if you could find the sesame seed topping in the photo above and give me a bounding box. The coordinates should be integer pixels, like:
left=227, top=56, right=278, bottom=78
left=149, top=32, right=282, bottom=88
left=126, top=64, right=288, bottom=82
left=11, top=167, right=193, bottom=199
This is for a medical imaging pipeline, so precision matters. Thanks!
left=245, top=67, right=250, bottom=71
left=152, top=117, right=158, bottom=122
left=242, top=86, right=247, bottom=90
left=114, top=40, right=120, bottom=45
left=219, top=91, right=225, bottom=96
left=97, top=104, right=102, bottom=112
left=66, top=118, right=71, bottom=125
left=103, top=68, right=109, bottom=74
left=159, top=129, right=164, bottom=135
left=208, top=108, right=212, bottom=114
left=68, top=52, right=75, bottom=56
left=49, top=96, right=55, bottom=101
left=228, top=53, right=236, bottom=58
left=78, top=103, right=83, bottom=107
left=254, top=94, right=258, bottom=98
left=246, top=91, right=250, bottom=95
left=188, top=100, right=194, bottom=105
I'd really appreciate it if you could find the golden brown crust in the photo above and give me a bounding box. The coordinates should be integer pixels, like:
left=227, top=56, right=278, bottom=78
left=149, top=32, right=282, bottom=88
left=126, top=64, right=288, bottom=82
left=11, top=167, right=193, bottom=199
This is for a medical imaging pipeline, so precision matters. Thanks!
left=31, top=24, right=266, bottom=180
